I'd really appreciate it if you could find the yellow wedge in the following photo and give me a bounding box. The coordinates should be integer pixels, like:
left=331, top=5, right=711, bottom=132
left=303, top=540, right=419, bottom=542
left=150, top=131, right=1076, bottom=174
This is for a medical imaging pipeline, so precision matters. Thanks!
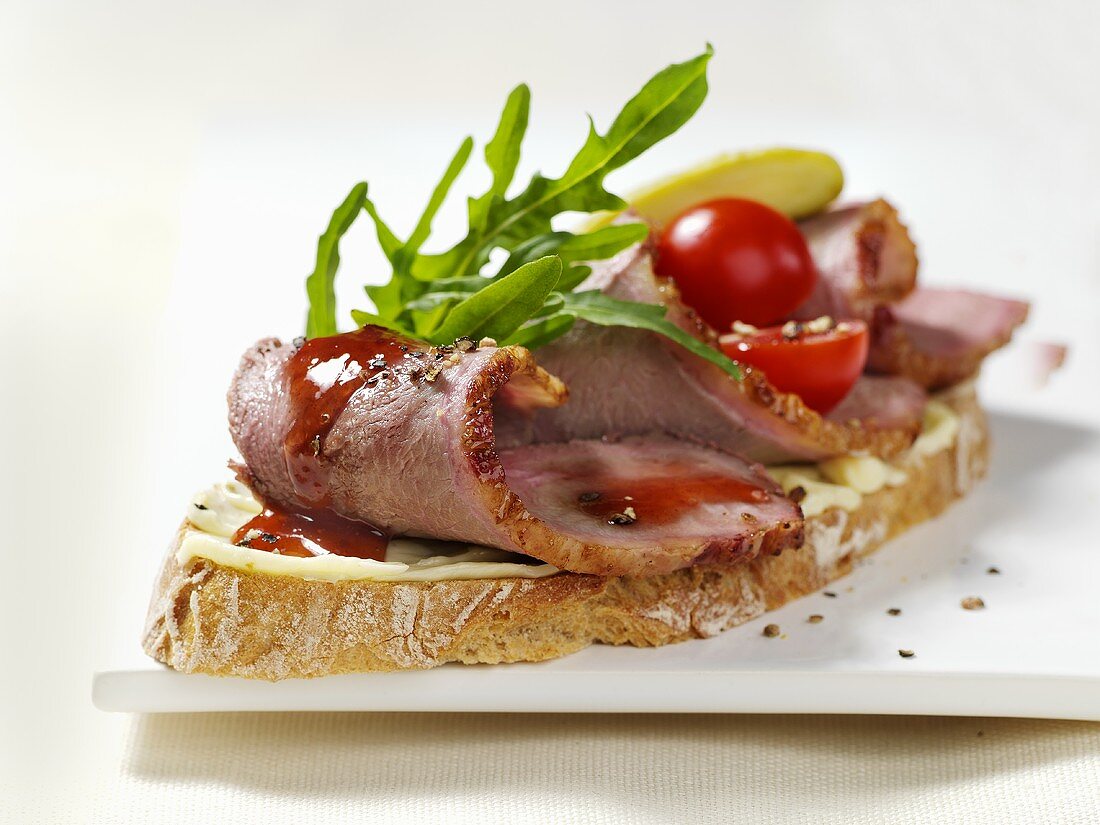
left=590, top=147, right=844, bottom=229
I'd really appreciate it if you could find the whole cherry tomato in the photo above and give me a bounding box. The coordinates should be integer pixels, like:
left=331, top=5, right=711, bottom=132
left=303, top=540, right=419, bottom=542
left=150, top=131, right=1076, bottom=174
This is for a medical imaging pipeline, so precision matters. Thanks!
left=656, top=197, right=817, bottom=329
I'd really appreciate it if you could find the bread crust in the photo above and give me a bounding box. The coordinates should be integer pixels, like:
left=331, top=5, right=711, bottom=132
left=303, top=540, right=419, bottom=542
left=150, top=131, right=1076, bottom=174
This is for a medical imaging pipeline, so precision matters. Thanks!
left=143, top=385, right=988, bottom=679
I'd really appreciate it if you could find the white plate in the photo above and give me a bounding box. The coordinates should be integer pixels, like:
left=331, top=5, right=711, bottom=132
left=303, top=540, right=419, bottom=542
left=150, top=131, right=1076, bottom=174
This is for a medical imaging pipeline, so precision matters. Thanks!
left=94, top=407, right=1100, bottom=718
left=94, top=119, right=1100, bottom=717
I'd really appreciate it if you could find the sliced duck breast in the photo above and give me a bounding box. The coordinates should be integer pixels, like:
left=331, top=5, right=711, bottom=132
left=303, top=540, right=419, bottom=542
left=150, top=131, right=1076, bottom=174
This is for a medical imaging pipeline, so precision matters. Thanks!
left=793, top=201, right=1028, bottom=389
left=228, top=327, right=803, bottom=577
left=497, top=242, right=927, bottom=464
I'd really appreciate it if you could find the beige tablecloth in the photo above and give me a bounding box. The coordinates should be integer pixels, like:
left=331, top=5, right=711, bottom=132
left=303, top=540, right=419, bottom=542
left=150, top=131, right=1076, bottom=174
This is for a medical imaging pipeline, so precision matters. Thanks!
left=5, top=709, right=1100, bottom=823
left=82, top=714, right=1100, bottom=823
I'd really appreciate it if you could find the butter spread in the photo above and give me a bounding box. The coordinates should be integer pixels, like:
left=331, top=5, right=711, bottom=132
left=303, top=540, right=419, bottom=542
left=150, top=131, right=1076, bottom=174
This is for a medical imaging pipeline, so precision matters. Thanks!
left=765, top=400, right=960, bottom=517
left=763, top=466, right=863, bottom=518
left=818, top=454, right=907, bottom=494
left=179, top=401, right=960, bottom=581
left=909, top=400, right=961, bottom=459
left=177, top=481, right=559, bottom=582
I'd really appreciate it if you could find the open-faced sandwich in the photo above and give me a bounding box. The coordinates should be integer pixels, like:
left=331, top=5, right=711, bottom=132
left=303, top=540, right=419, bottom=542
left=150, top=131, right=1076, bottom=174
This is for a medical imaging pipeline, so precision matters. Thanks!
left=143, top=48, right=1029, bottom=678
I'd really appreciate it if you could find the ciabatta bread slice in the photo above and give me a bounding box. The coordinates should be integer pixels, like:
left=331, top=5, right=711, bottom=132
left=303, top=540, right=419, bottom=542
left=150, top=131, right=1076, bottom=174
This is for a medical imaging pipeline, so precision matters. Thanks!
left=143, top=383, right=987, bottom=679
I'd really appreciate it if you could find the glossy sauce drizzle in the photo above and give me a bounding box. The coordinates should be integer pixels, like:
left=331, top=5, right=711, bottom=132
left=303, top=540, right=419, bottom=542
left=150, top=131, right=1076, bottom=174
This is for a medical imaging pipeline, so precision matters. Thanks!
left=267, top=327, right=433, bottom=560
left=577, top=474, right=771, bottom=527
left=231, top=506, right=388, bottom=560
left=283, top=327, right=422, bottom=504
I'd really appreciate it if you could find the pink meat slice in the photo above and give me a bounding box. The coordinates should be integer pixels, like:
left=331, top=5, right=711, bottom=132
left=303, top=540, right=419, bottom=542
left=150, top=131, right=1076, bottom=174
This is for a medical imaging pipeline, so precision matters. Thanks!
left=793, top=201, right=1029, bottom=389
left=795, top=198, right=919, bottom=320
left=868, top=287, right=1030, bottom=389
left=502, top=436, right=803, bottom=571
left=228, top=329, right=803, bottom=577
left=497, top=242, right=927, bottom=464
left=827, top=374, right=929, bottom=429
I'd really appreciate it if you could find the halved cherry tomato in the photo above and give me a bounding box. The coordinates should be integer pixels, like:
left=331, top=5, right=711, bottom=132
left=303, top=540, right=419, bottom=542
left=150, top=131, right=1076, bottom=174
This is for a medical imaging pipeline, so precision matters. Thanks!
left=656, top=197, right=817, bottom=330
left=719, top=320, right=870, bottom=414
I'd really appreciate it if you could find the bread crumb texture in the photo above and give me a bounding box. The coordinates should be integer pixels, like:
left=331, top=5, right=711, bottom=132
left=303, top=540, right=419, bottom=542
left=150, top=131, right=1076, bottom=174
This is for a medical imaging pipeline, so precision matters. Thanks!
left=143, top=384, right=987, bottom=679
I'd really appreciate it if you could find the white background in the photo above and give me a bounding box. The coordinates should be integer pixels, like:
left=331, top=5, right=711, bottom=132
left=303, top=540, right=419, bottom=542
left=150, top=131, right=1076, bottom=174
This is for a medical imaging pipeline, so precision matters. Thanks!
left=3, top=1, right=1099, bottom=822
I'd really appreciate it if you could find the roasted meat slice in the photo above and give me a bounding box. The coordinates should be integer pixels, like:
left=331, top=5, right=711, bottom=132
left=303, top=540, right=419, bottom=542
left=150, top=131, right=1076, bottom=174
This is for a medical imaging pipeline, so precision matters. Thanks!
left=228, top=327, right=803, bottom=577
left=794, top=201, right=1028, bottom=388
left=867, top=288, right=1030, bottom=389
left=497, top=242, right=927, bottom=464
left=795, top=198, right=919, bottom=320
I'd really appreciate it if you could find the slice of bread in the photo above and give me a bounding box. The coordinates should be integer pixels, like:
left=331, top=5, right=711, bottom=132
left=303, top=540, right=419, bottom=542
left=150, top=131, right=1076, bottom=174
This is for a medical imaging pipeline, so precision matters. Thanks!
left=142, top=384, right=988, bottom=680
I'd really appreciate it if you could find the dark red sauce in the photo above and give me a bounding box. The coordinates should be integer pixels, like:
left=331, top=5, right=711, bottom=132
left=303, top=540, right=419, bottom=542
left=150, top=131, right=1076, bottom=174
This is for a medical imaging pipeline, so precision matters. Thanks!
left=232, top=505, right=388, bottom=561
left=282, top=327, right=422, bottom=504
left=577, top=474, right=770, bottom=527
left=258, top=327, right=438, bottom=561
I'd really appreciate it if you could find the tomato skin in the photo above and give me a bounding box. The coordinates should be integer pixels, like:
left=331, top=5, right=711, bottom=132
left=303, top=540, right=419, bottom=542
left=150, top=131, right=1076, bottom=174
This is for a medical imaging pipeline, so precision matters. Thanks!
left=656, top=198, right=818, bottom=329
left=719, top=321, right=870, bottom=414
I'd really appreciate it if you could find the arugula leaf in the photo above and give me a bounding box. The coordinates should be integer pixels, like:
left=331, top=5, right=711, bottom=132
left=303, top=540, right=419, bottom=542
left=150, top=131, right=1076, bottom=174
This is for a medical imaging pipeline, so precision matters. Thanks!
left=503, top=311, right=576, bottom=349
left=431, top=256, right=562, bottom=344
left=499, top=287, right=742, bottom=383
left=403, top=290, right=479, bottom=313
left=499, top=222, right=647, bottom=277
left=497, top=233, right=569, bottom=277
left=490, top=222, right=644, bottom=301
left=410, top=85, right=531, bottom=286
left=398, top=48, right=707, bottom=291
left=446, top=46, right=712, bottom=278
left=400, top=137, right=473, bottom=268
left=353, top=196, right=404, bottom=320
left=364, top=139, right=472, bottom=322
left=362, top=198, right=401, bottom=263
left=308, top=47, right=720, bottom=365
left=554, top=264, right=592, bottom=293
left=348, top=308, right=408, bottom=334
left=560, top=291, right=741, bottom=380
left=557, top=223, right=648, bottom=263
left=483, top=85, right=530, bottom=202
left=305, top=182, right=368, bottom=338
